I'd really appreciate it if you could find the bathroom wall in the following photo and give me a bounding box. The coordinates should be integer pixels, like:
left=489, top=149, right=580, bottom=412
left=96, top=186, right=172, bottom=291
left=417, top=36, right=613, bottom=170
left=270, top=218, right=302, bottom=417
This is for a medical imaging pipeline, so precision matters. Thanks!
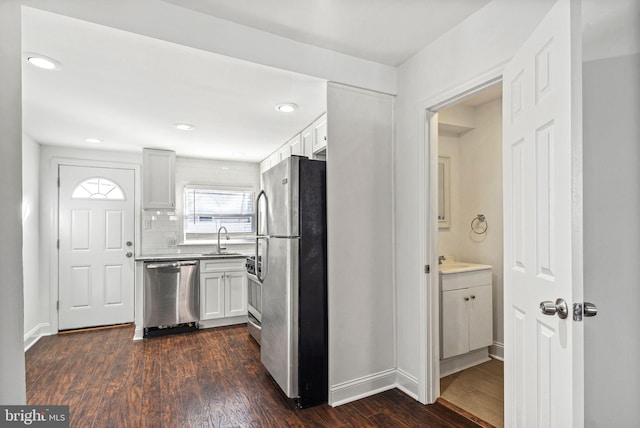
left=438, top=97, right=504, bottom=356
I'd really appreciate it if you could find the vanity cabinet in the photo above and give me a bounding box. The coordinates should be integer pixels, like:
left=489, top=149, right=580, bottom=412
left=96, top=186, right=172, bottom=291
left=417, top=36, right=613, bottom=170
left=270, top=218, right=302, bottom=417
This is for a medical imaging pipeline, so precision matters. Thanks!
left=200, top=259, right=247, bottom=322
left=441, top=269, right=493, bottom=359
left=142, top=148, right=175, bottom=209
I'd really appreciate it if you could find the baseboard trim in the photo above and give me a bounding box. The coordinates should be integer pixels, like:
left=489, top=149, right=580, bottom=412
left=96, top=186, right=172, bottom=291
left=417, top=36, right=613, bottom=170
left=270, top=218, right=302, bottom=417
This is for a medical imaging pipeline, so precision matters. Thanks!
left=330, top=369, right=397, bottom=407
left=440, top=348, right=491, bottom=378
left=198, top=316, right=247, bottom=330
left=396, top=369, right=419, bottom=400
left=24, top=323, right=52, bottom=352
left=133, top=326, right=144, bottom=341
left=489, top=341, right=504, bottom=361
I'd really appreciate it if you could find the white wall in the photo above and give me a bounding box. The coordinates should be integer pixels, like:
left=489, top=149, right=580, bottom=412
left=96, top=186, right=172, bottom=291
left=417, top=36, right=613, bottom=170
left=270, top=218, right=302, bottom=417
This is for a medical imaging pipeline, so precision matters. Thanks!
left=0, top=0, right=27, bottom=405
left=442, top=99, right=504, bottom=352
left=583, top=53, right=640, bottom=427
left=327, top=83, right=395, bottom=405
left=394, top=0, right=555, bottom=396
left=22, top=134, right=44, bottom=350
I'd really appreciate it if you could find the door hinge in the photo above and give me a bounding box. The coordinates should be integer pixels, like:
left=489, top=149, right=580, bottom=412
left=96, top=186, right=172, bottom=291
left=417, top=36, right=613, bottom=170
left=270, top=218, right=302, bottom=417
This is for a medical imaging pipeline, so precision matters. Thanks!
left=425, top=264, right=430, bottom=274
left=57, top=177, right=60, bottom=187
left=57, top=239, right=60, bottom=249
left=56, top=301, right=59, bottom=311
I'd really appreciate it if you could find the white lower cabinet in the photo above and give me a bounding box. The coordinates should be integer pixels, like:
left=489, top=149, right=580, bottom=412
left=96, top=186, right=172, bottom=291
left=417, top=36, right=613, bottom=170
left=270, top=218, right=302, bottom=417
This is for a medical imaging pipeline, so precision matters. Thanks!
left=441, top=271, right=493, bottom=359
left=200, top=259, right=247, bottom=324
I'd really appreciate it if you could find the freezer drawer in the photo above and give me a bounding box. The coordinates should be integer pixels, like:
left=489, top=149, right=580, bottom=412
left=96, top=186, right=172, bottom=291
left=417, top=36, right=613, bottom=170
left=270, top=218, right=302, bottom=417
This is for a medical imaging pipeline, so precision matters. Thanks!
left=143, top=260, right=199, bottom=328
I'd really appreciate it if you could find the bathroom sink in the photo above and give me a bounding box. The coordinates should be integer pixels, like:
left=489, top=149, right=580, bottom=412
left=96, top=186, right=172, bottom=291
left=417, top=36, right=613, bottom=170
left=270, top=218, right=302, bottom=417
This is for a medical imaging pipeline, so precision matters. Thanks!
left=439, top=262, right=491, bottom=274
left=442, top=263, right=469, bottom=269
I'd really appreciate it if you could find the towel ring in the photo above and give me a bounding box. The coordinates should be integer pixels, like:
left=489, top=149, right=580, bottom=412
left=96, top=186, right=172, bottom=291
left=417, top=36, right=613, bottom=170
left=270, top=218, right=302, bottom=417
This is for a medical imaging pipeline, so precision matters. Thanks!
left=471, top=214, right=488, bottom=235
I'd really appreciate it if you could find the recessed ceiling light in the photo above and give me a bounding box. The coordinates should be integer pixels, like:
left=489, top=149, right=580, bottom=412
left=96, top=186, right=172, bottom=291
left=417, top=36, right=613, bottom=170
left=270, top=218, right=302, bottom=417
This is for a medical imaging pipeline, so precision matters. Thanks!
left=175, top=123, right=195, bottom=131
left=275, top=103, right=298, bottom=113
left=85, top=138, right=102, bottom=144
left=232, top=152, right=245, bottom=157
left=25, top=53, right=61, bottom=70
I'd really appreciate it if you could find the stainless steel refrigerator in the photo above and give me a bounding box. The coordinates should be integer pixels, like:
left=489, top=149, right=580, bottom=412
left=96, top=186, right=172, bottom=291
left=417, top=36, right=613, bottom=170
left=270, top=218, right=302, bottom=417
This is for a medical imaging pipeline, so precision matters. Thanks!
left=255, top=155, right=327, bottom=408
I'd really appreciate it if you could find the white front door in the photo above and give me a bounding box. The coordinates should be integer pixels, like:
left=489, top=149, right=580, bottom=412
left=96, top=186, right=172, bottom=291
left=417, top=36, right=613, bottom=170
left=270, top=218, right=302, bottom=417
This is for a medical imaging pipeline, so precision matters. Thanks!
left=503, top=0, right=583, bottom=426
left=58, top=165, right=135, bottom=330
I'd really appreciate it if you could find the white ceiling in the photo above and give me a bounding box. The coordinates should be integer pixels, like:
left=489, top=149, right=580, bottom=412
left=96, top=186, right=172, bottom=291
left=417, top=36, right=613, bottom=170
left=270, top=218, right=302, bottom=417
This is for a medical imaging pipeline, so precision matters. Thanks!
left=162, top=0, right=492, bottom=67
left=21, top=8, right=327, bottom=162
left=21, top=1, right=638, bottom=163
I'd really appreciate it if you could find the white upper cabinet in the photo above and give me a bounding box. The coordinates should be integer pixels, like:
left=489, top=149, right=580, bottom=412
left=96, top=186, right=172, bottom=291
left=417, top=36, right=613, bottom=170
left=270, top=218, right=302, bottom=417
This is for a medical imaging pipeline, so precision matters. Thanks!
left=260, top=112, right=327, bottom=174
left=301, top=124, right=314, bottom=159
left=142, top=148, right=175, bottom=209
left=278, top=138, right=294, bottom=161
left=289, top=133, right=303, bottom=156
left=311, top=114, right=328, bottom=154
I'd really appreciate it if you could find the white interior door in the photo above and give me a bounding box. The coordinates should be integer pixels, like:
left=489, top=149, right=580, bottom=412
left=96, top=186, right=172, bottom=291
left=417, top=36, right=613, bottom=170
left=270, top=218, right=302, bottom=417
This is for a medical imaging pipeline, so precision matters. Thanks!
left=503, top=0, right=583, bottom=426
left=58, top=165, right=135, bottom=330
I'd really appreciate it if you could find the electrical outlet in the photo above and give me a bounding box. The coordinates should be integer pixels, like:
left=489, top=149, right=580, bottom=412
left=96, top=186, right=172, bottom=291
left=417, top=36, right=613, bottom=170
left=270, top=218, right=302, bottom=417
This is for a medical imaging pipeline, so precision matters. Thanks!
left=143, top=219, right=152, bottom=229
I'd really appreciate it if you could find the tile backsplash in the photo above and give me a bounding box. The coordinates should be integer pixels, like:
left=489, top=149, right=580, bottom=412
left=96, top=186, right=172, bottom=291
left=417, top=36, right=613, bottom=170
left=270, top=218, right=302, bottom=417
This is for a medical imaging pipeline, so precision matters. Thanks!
left=140, top=156, right=260, bottom=255
left=141, top=210, right=181, bottom=254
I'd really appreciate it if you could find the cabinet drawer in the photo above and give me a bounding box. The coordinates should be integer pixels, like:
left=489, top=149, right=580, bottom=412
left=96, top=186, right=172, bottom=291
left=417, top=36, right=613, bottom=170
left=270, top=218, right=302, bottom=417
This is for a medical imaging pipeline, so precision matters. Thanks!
left=201, top=259, right=245, bottom=272
left=440, top=269, right=492, bottom=292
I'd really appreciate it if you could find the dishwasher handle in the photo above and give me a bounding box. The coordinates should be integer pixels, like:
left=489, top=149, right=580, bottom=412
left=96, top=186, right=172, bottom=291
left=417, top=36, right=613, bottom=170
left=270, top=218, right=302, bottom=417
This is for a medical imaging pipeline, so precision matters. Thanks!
left=145, top=260, right=198, bottom=269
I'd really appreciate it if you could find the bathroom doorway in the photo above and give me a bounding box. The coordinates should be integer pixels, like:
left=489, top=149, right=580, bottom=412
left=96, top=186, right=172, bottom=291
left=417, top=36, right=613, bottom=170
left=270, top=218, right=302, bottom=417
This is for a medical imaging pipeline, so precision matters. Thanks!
left=435, top=83, right=505, bottom=427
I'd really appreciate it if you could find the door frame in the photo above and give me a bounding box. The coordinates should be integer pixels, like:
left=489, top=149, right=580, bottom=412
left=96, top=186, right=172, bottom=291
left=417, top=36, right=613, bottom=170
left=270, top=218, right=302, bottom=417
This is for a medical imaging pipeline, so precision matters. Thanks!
left=47, top=156, right=141, bottom=334
left=417, top=64, right=505, bottom=404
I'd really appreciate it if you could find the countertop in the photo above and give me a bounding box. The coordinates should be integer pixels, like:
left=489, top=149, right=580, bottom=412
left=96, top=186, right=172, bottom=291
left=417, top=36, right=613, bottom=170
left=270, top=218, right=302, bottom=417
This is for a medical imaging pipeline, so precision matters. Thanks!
left=439, top=261, right=492, bottom=275
left=135, top=253, right=249, bottom=262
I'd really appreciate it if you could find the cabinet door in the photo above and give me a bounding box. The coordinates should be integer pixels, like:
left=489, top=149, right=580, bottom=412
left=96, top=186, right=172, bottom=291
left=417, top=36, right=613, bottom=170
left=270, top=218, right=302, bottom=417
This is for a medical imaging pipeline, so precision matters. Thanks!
left=312, top=114, right=327, bottom=154
left=142, top=148, right=175, bottom=209
left=289, top=134, right=303, bottom=156
left=468, top=284, right=493, bottom=351
left=268, top=152, right=280, bottom=169
left=225, top=271, right=247, bottom=317
left=301, top=124, right=314, bottom=159
left=278, top=143, right=292, bottom=162
left=201, top=272, right=224, bottom=320
left=441, top=288, right=470, bottom=359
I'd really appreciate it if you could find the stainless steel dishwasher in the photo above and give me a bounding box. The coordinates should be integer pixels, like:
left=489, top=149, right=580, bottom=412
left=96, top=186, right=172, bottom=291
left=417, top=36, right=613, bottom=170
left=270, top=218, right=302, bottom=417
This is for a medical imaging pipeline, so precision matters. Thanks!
left=143, top=260, right=199, bottom=337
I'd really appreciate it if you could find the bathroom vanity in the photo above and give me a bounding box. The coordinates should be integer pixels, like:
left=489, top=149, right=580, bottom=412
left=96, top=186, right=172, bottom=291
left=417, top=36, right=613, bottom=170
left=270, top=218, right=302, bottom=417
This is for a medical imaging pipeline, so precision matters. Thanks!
left=440, top=262, right=493, bottom=377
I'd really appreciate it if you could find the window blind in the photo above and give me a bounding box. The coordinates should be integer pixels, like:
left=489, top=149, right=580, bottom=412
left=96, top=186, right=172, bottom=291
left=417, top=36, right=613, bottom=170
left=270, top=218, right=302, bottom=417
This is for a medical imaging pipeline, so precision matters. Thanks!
left=184, top=187, right=255, bottom=237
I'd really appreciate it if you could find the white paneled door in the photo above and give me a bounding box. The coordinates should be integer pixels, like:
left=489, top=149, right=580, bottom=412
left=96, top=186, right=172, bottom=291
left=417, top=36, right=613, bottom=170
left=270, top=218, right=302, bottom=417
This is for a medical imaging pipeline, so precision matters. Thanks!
left=503, top=0, right=583, bottom=426
left=58, top=165, right=135, bottom=330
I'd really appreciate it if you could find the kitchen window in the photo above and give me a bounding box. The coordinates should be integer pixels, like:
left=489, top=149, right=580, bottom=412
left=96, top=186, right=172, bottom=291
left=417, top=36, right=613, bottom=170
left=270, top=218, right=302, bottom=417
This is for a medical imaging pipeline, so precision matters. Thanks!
left=183, top=186, right=255, bottom=241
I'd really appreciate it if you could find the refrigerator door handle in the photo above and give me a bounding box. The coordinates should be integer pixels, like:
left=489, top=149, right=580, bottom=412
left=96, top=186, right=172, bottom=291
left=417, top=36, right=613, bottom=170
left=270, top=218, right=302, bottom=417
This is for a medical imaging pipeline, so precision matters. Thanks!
left=255, top=236, right=269, bottom=283
left=256, top=190, right=269, bottom=237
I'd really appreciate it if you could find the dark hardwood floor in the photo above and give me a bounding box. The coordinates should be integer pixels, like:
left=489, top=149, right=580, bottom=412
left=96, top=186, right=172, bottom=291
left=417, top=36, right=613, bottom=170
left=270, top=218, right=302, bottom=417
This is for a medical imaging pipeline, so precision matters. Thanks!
left=26, top=324, right=482, bottom=427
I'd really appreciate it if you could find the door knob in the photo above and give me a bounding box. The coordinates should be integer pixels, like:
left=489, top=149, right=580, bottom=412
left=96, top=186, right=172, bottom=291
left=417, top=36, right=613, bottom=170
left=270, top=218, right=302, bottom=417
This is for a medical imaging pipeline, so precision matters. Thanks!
left=539, top=298, right=568, bottom=319
left=126, top=252, right=133, bottom=258
left=126, top=241, right=133, bottom=247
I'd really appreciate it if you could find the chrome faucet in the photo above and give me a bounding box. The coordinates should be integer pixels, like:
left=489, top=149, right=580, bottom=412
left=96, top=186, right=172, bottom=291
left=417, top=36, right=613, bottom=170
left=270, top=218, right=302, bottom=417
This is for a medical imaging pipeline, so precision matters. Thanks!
left=217, top=226, right=229, bottom=254
left=439, top=255, right=446, bottom=265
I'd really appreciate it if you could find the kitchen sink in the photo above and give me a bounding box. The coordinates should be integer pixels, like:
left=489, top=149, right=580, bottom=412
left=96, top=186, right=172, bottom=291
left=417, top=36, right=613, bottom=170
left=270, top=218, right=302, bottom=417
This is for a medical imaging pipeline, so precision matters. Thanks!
left=200, top=251, right=244, bottom=257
